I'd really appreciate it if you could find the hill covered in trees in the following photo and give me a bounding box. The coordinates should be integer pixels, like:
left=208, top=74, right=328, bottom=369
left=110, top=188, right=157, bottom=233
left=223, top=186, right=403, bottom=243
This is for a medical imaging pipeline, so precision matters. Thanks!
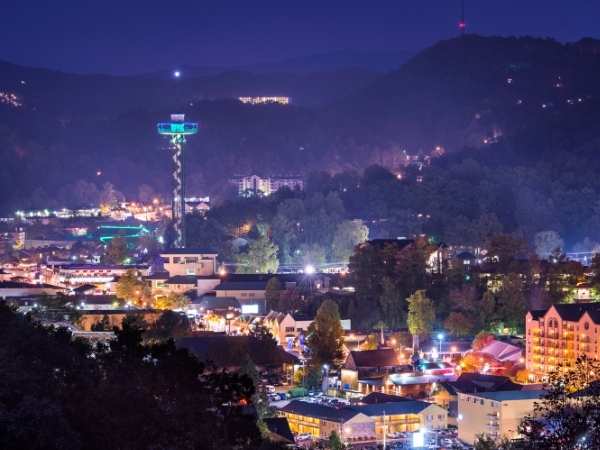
left=3, top=35, right=600, bottom=249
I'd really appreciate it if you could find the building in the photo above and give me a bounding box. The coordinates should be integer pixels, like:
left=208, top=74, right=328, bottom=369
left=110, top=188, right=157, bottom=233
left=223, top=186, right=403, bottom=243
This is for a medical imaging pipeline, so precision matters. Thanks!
left=341, top=349, right=412, bottom=394
left=230, top=174, right=304, bottom=197
left=48, top=263, right=150, bottom=286
left=280, top=399, right=447, bottom=442
left=434, top=373, right=526, bottom=425
left=263, top=311, right=351, bottom=348
left=457, top=390, right=545, bottom=445
left=238, top=96, right=290, bottom=105
left=0, top=281, right=65, bottom=298
left=526, top=303, right=600, bottom=382
left=161, top=249, right=218, bottom=277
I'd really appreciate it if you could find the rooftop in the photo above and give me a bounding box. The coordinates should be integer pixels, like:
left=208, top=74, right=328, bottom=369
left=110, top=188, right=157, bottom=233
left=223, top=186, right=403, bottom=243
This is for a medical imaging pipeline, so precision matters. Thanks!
left=161, top=248, right=218, bottom=255
left=469, top=390, right=546, bottom=401
left=346, top=348, right=401, bottom=368
left=215, top=281, right=268, bottom=291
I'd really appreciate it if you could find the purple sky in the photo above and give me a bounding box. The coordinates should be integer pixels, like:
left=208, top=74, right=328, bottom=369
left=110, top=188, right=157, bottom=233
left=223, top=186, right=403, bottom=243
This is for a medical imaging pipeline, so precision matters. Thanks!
left=1, top=0, right=598, bottom=74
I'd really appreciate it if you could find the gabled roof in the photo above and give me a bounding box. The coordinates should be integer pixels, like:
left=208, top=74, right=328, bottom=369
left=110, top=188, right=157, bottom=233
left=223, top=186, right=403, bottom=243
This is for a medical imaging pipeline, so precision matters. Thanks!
left=442, top=373, right=523, bottom=395
left=347, top=348, right=400, bottom=368
left=530, top=303, right=600, bottom=324
left=280, top=401, right=358, bottom=423
left=352, top=400, right=436, bottom=416
left=262, top=417, right=294, bottom=443
left=362, top=392, right=412, bottom=404
left=471, top=390, right=545, bottom=402
left=0, top=281, right=63, bottom=289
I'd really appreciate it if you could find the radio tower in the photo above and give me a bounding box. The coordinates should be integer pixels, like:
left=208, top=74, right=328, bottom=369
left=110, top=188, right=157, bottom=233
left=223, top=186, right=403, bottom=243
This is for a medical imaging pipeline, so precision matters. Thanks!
left=458, top=0, right=466, bottom=35
left=157, top=114, right=198, bottom=248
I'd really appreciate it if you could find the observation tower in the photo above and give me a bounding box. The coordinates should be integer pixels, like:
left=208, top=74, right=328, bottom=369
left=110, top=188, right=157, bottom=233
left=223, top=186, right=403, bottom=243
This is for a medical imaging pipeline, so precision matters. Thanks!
left=157, top=114, right=198, bottom=248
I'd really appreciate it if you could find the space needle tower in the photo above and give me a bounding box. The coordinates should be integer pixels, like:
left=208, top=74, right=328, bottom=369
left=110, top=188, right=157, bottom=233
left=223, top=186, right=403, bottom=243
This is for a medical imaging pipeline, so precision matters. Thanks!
left=157, top=113, right=198, bottom=248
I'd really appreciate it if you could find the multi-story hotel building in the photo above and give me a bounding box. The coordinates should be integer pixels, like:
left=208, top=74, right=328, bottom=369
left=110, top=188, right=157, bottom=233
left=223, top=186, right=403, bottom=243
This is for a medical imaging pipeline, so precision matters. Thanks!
left=230, top=174, right=304, bottom=197
left=526, top=303, right=600, bottom=382
left=238, top=96, right=290, bottom=105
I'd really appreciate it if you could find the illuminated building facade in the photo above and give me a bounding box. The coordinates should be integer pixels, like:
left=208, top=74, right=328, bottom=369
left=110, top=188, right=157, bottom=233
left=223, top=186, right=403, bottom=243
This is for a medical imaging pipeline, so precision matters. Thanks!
left=231, top=174, right=304, bottom=197
left=526, top=303, right=600, bottom=382
left=238, top=96, right=290, bottom=105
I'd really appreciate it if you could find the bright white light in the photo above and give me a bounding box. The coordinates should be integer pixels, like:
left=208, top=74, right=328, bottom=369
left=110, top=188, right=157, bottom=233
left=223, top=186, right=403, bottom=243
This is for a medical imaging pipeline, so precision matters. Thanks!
left=304, top=264, right=316, bottom=275
left=173, top=70, right=181, bottom=78
left=437, top=333, right=444, bottom=341
left=413, top=428, right=426, bottom=448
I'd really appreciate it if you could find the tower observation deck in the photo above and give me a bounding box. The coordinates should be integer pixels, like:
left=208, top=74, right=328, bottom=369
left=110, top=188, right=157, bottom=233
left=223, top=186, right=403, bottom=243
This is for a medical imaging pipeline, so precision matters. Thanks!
left=157, top=114, right=198, bottom=248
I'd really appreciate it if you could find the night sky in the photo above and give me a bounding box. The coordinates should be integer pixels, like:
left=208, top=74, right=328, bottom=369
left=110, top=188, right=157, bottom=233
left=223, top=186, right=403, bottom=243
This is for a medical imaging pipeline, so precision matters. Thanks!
left=1, top=0, right=598, bottom=75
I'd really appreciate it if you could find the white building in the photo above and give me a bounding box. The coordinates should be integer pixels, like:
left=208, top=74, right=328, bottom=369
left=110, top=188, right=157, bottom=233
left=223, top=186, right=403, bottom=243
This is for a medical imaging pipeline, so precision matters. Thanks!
left=458, top=390, right=544, bottom=445
left=230, top=175, right=304, bottom=197
left=160, top=249, right=218, bottom=277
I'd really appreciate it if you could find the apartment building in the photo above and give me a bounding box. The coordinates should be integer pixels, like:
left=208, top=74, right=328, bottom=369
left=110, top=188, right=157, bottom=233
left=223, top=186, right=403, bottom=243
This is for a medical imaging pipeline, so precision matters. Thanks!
left=458, top=390, right=544, bottom=445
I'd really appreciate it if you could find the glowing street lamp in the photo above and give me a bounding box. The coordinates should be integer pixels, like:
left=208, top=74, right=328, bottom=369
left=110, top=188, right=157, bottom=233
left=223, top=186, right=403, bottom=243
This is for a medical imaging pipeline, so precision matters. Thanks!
left=304, top=264, right=316, bottom=275
left=173, top=70, right=181, bottom=78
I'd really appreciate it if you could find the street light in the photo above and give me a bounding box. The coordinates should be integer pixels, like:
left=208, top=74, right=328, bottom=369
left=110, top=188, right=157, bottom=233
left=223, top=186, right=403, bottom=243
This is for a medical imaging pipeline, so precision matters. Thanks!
left=437, top=333, right=444, bottom=356
left=304, top=264, right=316, bottom=275
left=173, top=70, right=181, bottom=78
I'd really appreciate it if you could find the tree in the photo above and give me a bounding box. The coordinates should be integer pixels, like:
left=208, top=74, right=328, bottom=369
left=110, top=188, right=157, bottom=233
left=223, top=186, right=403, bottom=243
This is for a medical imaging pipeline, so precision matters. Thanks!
left=331, top=220, right=369, bottom=262
left=472, top=331, right=495, bottom=351
left=520, top=356, right=600, bottom=449
left=144, top=310, right=190, bottom=343
left=235, top=231, right=279, bottom=274
left=115, top=269, right=151, bottom=306
left=265, top=277, right=283, bottom=312
left=444, top=312, right=472, bottom=337
left=0, top=302, right=262, bottom=449
left=534, top=230, right=564, bottom=259
left=306, top=299, right=345, bottom=368
left=103, top=236, right=128, bottom=264
left=91, top=314, right=111, bottom=331
left=486, top=234, right=530, bottom=273
left=99, top=181, right=124, bottom=209
left=474, top=434, right=502, bottom=450
left=406, top=290, right=435, bottom=351
left=239, top=355, right=271, bottom=420
left=378, top=276, right=405, bottom=328
left=497, top=273, right=527, bottom=333
left=329, top=430, right=345, bottom=450
left=153, top=292, right=190, bottom=310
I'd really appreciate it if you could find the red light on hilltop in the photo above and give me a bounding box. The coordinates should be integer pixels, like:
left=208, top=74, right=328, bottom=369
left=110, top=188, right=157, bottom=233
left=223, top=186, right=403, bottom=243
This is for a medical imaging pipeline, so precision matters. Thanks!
left=459, top=21, right=466, bottom=29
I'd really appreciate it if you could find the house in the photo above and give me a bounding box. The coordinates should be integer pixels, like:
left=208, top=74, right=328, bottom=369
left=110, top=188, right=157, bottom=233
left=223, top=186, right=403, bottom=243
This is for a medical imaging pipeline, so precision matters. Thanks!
left=458, top=390, right=545, bottom=445
left=341, top=349, right=410, bottom=394
left=160, top=248, right=218, bottom=277
left=263, top=311, right=351, bottom=348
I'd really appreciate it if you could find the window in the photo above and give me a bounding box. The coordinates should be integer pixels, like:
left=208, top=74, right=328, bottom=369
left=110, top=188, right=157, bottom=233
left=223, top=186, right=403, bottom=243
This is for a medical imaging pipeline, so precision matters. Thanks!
left=285, top=327, right=295, bottom=332
left=585, top=322, right=590, bottom=330
left=185, top=257, right=198, bottom=263
left=480, top=399, right=484, bottom=405
left=173, top=257, right=181, bottom=263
